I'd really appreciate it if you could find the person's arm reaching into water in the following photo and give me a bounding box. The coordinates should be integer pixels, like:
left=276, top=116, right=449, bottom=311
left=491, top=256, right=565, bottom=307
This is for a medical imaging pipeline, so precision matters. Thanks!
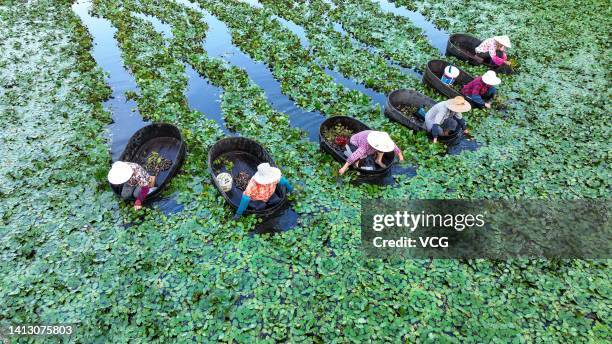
left=340, top=145, right=367, bottom=175
left=430, top=124, right=443, bottom=144
left=133, top=186, right=150, bottom=210
left=278, top=177, right=293, bottom=192
left=393, top=145, right=404, bottom=162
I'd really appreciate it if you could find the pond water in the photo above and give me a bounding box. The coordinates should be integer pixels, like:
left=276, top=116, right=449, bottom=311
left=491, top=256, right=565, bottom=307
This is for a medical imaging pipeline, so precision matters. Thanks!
left=271, top=15, right=310, bottom=50
left=72, top=0, right=148, bottom=162
left=374, top=0, right=449, bottom=55
left=447, top=136, right=482, bottom=155
left=253, top=207, right=299, bottom=235
left=177, top=0, right=325, bottom=142
left=324, top=68, right=387, bottom=111
left=239, top=0, right=395, bottom=123
left=73, top=0, right=183, bottom=214
left=133, top=12, right=228, bottom=133
left=178, top=0, right=301, bottom=231
left=267, top=10, right=393, bottom=113
left=355, top=163, right=418, bottom=186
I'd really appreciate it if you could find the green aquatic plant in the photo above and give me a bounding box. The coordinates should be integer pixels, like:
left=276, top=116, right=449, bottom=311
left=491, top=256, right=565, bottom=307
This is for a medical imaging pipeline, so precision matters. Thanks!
left=1, top=0, right=609, bottom=342
left=212, top=156, right=234, bottom=173
left=143, top=151, right=172, bottom=175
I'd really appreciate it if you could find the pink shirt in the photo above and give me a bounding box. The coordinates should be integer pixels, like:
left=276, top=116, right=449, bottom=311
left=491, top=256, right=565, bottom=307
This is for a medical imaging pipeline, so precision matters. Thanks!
left=346, top=130, right=401, bottom=166
left=475, top=38, right=507, bottom=66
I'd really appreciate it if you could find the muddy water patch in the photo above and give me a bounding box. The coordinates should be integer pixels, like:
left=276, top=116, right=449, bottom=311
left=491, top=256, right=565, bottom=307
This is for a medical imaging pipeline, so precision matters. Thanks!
left=447, top=137, right=482, bottom=155
left=374, top=0, right=449, bottom=55
left=134, top=12, right=227, bottom=132
left=177, top=0, right=325, bottom=141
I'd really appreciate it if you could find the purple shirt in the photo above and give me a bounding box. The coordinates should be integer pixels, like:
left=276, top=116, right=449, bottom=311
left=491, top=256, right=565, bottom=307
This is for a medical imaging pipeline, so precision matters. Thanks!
left=462, top=76, right=492, bottom=97
left=346, top=130, right=401, bottom=166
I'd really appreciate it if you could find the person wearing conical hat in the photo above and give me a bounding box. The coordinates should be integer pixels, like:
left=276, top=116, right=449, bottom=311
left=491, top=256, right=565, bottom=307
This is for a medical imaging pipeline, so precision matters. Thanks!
left=461, top=70, right=502, bottom=108
left=234, top=163, right=293, bottom=219
left=108, top=161, right=157, bottom=210
left=339, top=130, right=404, bottom=175
left=425, top=96, right=471, bottom=144
left=475, top=35, right=512, bottom=67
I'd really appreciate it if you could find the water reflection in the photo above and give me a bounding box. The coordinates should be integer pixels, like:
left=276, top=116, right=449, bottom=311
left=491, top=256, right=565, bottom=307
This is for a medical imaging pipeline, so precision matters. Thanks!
left=375, top=0, right=449, bottom=55
left=134, top=12, right=227, bottom=132
left=72, top=0, right=148, bottom=161
left=177, top=0, right=325, bottom=141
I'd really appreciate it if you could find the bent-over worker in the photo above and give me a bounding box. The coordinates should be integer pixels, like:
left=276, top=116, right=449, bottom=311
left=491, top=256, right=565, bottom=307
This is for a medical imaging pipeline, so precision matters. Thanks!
left=461, top=70, right=501, bottom=108
left=475, top=35, right=512, bottom=67
left=339, top=130, right=404, bottom=175
left=234, top=163, right=293, bottom=219
left=108, top=161, right=157, bottom=210
left=425, top=96, right=471, bottom=144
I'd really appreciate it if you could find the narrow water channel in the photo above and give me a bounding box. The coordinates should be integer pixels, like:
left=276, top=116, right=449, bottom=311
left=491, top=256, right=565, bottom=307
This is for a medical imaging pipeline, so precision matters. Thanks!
left=177, top=0, right=325, bottom=142
left=324, top=68, right=388, bottom=110
left=374, top=0, right=449, bottom=55
left=72, top=0, right=148, bottom=162
left=133, top=12, right=227, bottom=133
left=240, top=0, right=394, bottom=112
left=179, top=0, right=300, bottom=232
left=331, top=22, right=423, bottom=79
left=72, top=0, right=183, bottom=213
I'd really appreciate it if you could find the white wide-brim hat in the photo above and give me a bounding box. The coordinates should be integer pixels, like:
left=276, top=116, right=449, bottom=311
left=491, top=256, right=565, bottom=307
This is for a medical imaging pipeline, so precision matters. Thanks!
left=446, top=96, right=472, bottom=113
left=108, top=161, right=134, bottom=185
left=367, top=131, right=395, bottom=153
left=494, top=35, right=511, bottom=48
left=482, top=70, right=502, bottom=86
left=252, top=163, right=282, bottom=185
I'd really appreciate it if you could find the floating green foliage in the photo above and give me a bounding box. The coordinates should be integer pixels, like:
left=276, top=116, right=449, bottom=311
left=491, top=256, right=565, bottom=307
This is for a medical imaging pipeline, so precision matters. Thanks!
left=0, top=0, right=609, bottom=342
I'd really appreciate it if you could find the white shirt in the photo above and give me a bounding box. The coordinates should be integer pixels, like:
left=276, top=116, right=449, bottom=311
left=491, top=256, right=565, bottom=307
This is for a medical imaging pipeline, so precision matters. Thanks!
left=425, top=101, right=462, bottom=131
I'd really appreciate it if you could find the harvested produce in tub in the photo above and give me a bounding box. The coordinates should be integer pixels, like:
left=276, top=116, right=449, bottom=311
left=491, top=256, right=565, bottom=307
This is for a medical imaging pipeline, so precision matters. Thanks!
left=396, top=104, right=420, bottom=117
left=234, top=171, right=251, bottom=190
left=335, top=136, right=348, bottom=146
left=323, top=123, right=354, bottom=150
left=143, top=151, right=172, bottom=175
